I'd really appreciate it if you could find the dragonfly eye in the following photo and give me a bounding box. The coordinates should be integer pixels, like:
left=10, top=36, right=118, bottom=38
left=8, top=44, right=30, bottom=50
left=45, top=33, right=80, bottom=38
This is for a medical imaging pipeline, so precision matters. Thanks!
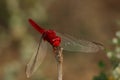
left=52, top=36, right=61, bottom=47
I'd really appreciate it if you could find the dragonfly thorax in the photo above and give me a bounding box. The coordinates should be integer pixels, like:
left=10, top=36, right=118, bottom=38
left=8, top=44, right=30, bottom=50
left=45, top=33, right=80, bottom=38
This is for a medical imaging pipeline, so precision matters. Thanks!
left=43, top=30, right=61, bottom=47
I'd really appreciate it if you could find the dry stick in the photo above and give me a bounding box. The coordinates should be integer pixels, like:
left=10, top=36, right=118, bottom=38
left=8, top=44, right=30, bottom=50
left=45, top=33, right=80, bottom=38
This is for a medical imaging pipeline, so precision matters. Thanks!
left=54, top=47, right=63, bottom=80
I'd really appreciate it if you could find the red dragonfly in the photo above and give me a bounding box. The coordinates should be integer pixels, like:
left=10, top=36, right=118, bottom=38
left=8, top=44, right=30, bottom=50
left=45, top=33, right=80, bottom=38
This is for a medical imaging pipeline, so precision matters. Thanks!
left=26, top=19, right=103, bottom=78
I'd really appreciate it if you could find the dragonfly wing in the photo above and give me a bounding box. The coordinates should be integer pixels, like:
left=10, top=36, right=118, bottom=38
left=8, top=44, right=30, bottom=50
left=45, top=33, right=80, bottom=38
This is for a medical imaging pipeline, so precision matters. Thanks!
left=26, top=37, right=48, bottom=78
left=57, top=33, right=103, bottom=53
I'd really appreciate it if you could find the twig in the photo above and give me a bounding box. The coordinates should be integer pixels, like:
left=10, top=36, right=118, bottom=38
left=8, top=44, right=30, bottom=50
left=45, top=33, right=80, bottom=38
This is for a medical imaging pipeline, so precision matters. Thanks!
left=53, top=47, right=63, bottom=80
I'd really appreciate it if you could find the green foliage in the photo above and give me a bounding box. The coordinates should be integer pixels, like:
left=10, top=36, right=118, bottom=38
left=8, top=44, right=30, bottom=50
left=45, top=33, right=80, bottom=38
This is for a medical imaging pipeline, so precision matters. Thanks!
left=93, top=31, right=120, bottom=80
left=98, top=60, right=106, bottom=69
left=93, top=72, right=108, bottom=80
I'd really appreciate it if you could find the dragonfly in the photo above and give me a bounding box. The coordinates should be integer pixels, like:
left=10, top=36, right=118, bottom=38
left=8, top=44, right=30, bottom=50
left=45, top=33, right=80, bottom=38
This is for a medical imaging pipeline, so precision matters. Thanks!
left=26, top=18, right=103, bottom=78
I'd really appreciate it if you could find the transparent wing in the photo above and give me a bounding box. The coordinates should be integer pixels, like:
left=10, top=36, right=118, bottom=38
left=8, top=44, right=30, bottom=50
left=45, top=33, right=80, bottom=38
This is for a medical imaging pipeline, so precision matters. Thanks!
left=26, top=37, right=48, bottom=78
left=57, top=33, right=104, bottom=53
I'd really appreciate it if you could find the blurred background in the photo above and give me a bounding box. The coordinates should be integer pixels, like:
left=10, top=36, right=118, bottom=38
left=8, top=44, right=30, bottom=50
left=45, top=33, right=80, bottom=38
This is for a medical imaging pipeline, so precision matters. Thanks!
left=0, top=0, right=120, bottom=80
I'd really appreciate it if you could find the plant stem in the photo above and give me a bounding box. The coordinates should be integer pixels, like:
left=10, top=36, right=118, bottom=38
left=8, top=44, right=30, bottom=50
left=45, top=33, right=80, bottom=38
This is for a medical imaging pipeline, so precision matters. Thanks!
left=54, top=47, right=63, bottom=80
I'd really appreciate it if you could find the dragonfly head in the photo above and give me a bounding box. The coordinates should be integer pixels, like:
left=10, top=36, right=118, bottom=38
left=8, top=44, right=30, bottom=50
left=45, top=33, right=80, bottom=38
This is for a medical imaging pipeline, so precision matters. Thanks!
left=43, top=30, right=61, bottom=47
left=52, top=36, right=61, bottom=47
